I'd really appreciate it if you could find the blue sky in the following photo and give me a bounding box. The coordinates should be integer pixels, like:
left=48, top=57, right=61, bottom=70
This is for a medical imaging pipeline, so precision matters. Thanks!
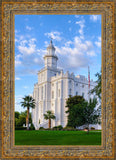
left=15, top=15, right=101, bottom=112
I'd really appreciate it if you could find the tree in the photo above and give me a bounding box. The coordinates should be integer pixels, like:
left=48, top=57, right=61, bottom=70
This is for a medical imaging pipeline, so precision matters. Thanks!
left=15, top=111, right=32, bottom=128
left=90, top=70, right=101, bottom=115
left=65, top=95, right=87, bottom=128
left=21, top=95, right=35, bottom=130
left=65, top=95, right=100, bottom=131
left=44, top=110, right=56, bottom=128
left=15, top=111, right=20, bottom=119
left=90, top=71, right=101, bottom=99
left=15, top=111, right=20, bottom=127
left=83, top=98, right=101, bottom=132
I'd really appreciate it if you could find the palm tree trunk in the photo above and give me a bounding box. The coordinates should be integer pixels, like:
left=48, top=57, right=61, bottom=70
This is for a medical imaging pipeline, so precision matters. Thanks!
left=27, top=107, right=29, bottom=130
left=49, top=119, right=51, bottom=128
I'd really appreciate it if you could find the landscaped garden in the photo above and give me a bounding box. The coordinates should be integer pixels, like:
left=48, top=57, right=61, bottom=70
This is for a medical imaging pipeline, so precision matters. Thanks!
left=15, top=130, right=101, bottom=145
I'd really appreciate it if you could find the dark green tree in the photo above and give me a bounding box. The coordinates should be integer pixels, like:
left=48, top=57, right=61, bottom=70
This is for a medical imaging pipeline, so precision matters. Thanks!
left=90, top=70, right=101, bottom=115
left=90, top=71, right=101, bottom=99
left=44, top=110, right=56, bottom=128
left=15, top=111, right=20, bottom=119
left=15, top=111, right=32, bottom=127
left=65, top=95, right=100, bottom=130
left=65, top=95, right=87, bottom=128
left=83, top=98, right=101, bottom=132
left=21, top=95, right=35, bottom=130
left=15, top=111, right=20, bottom=127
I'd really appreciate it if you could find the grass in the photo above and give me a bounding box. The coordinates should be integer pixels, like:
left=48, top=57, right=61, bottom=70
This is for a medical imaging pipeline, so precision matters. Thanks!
left=15, top=130, right=101, bottom=145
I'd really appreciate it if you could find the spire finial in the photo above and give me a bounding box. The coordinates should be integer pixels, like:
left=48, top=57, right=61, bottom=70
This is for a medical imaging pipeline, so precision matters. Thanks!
left=50, top=37, right=53, bottom=44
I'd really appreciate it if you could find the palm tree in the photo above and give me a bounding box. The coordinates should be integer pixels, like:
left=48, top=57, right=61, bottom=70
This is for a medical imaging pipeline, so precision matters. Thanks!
left=44, top=110, right=56, bottom=128
left=21, top=95, right=35, bottom=130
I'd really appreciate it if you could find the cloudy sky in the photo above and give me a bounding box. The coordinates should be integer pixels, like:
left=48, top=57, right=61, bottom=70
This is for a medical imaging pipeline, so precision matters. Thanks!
left=15, top=15, right=101, bottom=112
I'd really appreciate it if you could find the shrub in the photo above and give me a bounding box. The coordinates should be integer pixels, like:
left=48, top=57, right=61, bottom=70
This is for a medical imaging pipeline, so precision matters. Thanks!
left=91, top=127, right=95, bottom=130
left=63, top=126, right=75, bottom=131
left=84, top=127, right=89, bottom=130
left=39, top=127, right=45, bottom=130
left=52, top=125, right=63, bottom=130
left=52, top=126, right=57, bottom=130
left=45, top=128, right=52, bottom=130
left=57, top=125, right=63, bottom=130
left=30, top=123, right=35, bottom=130
left=15, top=126, right=27, bottom=130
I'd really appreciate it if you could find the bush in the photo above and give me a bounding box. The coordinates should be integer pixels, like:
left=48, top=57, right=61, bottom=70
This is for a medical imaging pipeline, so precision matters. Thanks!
left=45, top=128, right=52, bottom=130
left=63, top=126, right=75, bottom=131
left=52, top=125, right=63, bottom=130
left=39, top=127, right=45, bottom=130
left=91, top=127, right=95, bottom=130
left=30, top=123, right=35, bottom=130
left=84, top=127, right=89, bottom=130
left=57, top=125, right=63, bottom=130
left=15, top=126, right=27, bottom=130
left=52, top=126, right=58, bottom=130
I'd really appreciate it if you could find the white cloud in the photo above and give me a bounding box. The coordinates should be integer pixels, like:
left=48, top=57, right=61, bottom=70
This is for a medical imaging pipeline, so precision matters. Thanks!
left=17, top=38, right=36, bottom=55
left=87, top=50, right=96, bottom=56
left=45, top=31, right=62, bottom=41
left=15, top=35, right=45, bottom=75
left=15, top=32, right=97, bottom=77
left=75, top=15, right=79, bottom=18
left=18, top=45, right=35, bottom=55
left=15, top=58, right=22, bottom=67
left=33, top=58, right=40, bottom=63
left=15, top=77, right=21, bottom=80
left=15, top=30, right=19, bottom=34
left=44, top=41, right=49, bottom=47
left=64, top=41, right=73, bottom=47
left=15, top=54, right=22, bottom=67
left=75, top=19, right=85, bottom=38
left=55, top=36, right=96, bottom=71
left=95, top=36, right=101, bottom=48
left=68, top=20, right=71, bottom=23
left=90, top=15, right=100, bottom=22
left=15, top=39, right=18, bottom=43
left=26, top=26, right=33, bottom=31
left=23, top=86, right=29, bottom=89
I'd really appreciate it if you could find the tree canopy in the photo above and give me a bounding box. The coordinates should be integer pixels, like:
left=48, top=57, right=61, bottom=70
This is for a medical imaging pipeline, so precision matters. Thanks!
left=15, top=111, right=32, bottom=127
left=90, top=71, right=101, bottom=99
left=21, top=95, right=35, bottom=130
left=90, top=70, right=101, bottom=115
left=65, top=95, right=100, bottom=129
left=44, top=110, right=56, bottom=128
left=66, top=95, right=87, bottom=128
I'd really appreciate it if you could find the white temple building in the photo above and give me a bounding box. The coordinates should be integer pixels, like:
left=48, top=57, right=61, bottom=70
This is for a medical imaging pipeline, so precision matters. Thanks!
left=32, top=40, right=101, bottom=130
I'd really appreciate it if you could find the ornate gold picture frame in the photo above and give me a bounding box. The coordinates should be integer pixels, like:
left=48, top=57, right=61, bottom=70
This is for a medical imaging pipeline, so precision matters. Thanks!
left=0, top=0, right=115, bottom=159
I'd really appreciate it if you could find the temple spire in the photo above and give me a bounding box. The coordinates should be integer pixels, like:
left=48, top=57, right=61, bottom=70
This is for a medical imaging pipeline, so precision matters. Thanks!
left=47, top=39, right=55, bottom=55
left=44, top=40, right=58, bottom=68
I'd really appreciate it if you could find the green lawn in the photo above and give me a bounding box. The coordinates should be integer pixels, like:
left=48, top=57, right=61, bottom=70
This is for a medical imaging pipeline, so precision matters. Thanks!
left=15, top=130, right=101, bottom=145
